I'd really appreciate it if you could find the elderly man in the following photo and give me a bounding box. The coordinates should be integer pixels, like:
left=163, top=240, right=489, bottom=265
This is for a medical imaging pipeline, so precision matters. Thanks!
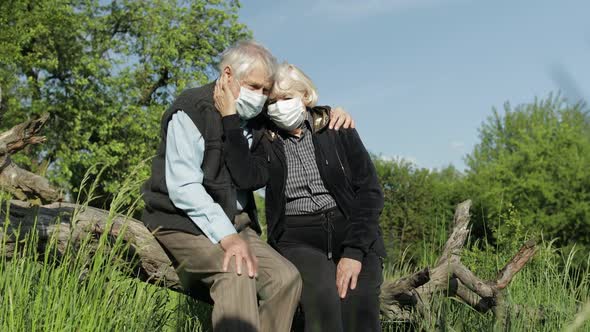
left=141, top=40, right=353, bottom=332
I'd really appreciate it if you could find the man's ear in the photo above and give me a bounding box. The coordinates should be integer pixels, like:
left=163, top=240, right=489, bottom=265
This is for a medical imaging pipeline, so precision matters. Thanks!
left=223, top=65, right=233, bottom=80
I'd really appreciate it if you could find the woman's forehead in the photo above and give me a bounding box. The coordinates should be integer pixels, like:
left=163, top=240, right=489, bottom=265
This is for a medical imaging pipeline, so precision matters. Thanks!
left=270, top=90, right=303, bottom=100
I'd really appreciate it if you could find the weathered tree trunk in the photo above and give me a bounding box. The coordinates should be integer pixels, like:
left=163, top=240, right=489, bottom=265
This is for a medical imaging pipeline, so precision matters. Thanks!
left=379, top=200, right=538, bottom=327
left=1, top=114, right=538, bottom=325
left=0, top=199, right=182, bottom=291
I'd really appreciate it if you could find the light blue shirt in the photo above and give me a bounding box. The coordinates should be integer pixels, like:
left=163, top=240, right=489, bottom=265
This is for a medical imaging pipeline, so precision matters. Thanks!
left=165, top=111, right=248, bottom=244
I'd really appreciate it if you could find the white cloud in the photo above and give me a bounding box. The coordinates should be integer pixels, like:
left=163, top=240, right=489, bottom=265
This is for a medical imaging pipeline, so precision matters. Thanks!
left=307, top=0, right=452, bottom=20
left=450, top=140, right=465, bottom=151
left=378, top=154, right=420, bottom=166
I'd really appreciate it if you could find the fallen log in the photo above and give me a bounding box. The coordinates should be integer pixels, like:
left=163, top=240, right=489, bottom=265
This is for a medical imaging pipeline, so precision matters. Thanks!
left=565, top=301, right=590, bottom=332
left=0, top=198, right=537, bottom=326
left=379, top=200, right=538, bottom=328
left=0, top=199, right=181, bottom=292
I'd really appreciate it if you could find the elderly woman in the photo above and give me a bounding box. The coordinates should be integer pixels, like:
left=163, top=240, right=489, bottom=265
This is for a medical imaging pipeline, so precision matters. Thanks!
left=215, top=63, right=386, bottom=332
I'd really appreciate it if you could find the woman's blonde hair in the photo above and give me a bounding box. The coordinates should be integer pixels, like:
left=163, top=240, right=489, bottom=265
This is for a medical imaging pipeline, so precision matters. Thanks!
left=270, top=63, right=318, bottom=107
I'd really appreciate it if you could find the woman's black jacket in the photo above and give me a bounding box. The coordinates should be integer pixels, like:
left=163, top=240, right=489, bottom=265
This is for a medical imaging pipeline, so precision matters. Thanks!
left=221, top=107, right=386, bottom=261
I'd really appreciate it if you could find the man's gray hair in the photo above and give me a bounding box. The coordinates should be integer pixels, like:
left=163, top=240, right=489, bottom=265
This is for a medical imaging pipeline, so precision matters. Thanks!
left=218, top=40, right=278, bottom=80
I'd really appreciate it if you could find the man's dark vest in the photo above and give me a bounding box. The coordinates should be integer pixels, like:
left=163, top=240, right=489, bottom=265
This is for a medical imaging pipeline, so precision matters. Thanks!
left=141, top=82, right=260, bottom=236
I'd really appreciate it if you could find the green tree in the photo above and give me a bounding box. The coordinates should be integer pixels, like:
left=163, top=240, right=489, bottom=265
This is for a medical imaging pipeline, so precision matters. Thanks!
left=0, top=0, right=250, bottom=207
left=374, top=157, right=464, bottom=264
left=465, top=96, right=590, bottom=256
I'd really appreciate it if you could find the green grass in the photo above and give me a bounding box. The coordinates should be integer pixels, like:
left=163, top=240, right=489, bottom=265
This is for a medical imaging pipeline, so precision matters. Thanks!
left=0, top=165, right=212, bottom=331
left=0, top=230, right=210, bottom=331
left=1, top=180, right=589, bottom=331
left=382, top=236, right=590, bottom=331
left=0, top=169, right=213, bottom=332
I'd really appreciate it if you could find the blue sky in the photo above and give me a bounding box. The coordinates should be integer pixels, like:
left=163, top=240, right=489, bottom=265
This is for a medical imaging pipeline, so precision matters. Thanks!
left=238, top=0, right=590, bottom=171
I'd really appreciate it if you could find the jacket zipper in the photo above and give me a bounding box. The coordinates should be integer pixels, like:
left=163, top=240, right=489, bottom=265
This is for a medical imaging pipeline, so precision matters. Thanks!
left=335, top=147, right=352, bottom=188
left=313, top=134, right=336, bottom=260
left=327, top=217, right=333, bottom=260
left=279, top=140, right=288, bottom=238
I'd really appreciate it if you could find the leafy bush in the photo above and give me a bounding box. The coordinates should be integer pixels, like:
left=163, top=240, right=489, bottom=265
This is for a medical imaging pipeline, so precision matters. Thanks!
left=373, top=157, right=465, bottom=265
left=465, top=96, right=590, bottom=266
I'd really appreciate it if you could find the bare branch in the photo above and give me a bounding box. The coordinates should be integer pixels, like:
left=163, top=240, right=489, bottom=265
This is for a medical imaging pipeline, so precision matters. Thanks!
left=0, top=113, right=49, bottom=156
left=437, top=199, right=471, bottom=265
left=495, top=240, right=537, bottom=289
left=139, top=67, right=170, bottom=106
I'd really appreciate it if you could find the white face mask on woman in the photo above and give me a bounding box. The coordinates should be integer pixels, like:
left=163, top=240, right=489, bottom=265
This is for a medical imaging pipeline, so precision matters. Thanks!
left=236, top=86, right=268, bottom=120
left=267, top=97, right=306, bottom=131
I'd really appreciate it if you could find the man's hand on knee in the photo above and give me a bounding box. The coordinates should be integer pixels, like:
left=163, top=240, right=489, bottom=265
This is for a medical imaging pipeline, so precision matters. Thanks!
left=220, top=234, right=258, bottom=278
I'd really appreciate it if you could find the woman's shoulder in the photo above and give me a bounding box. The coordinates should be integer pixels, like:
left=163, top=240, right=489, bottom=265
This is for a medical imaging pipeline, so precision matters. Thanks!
left=309, top=105, right=331, bottom=118
left=309, top=105, right=331, bottom=132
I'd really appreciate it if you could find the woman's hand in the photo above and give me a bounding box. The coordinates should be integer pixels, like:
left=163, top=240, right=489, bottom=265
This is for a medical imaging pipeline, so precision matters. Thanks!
left=214, top=75, right=237, bottom=117
left=336, top=257, right=362, bottom=298
left=329, top=107, right=355, bottom=130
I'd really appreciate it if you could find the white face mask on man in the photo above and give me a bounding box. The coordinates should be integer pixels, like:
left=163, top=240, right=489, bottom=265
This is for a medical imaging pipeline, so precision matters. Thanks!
left=267, top=97, right=306, bottom=131
left=235, top=86, right=267, bottom=120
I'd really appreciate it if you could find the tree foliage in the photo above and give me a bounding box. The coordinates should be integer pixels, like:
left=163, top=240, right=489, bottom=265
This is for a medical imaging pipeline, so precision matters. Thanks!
left=374, top=157, right=464, bottom=264
left=465, top=96, right=590, bottom=253
left=374, top=96, right=590, bottom=266
left=0, top=0, right=250, bottom=206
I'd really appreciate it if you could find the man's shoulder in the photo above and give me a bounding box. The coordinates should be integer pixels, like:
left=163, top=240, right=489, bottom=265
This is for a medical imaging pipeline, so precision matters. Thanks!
left=161, top=82, right=218, bottom=130
left=165, top=83, right=216, bottom=118
left=174, top=82, right=216, bottom=109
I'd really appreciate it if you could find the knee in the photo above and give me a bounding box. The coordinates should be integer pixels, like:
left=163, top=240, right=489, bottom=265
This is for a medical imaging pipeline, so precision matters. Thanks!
left=307, top=285, right=339, bottom=308
left=273, top=261, right=302, bottom=296
left=284, top=262, right=303, bottom=293
left=214, top=272, right=257, bottom=292
left=291, top=266, right=303, bottom=294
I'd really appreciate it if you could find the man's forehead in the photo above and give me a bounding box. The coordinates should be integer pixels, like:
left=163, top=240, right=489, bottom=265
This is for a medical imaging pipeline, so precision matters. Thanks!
left=242, top=76, right=273, bottom=89
left=242, top=66, right=273, bottom=87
